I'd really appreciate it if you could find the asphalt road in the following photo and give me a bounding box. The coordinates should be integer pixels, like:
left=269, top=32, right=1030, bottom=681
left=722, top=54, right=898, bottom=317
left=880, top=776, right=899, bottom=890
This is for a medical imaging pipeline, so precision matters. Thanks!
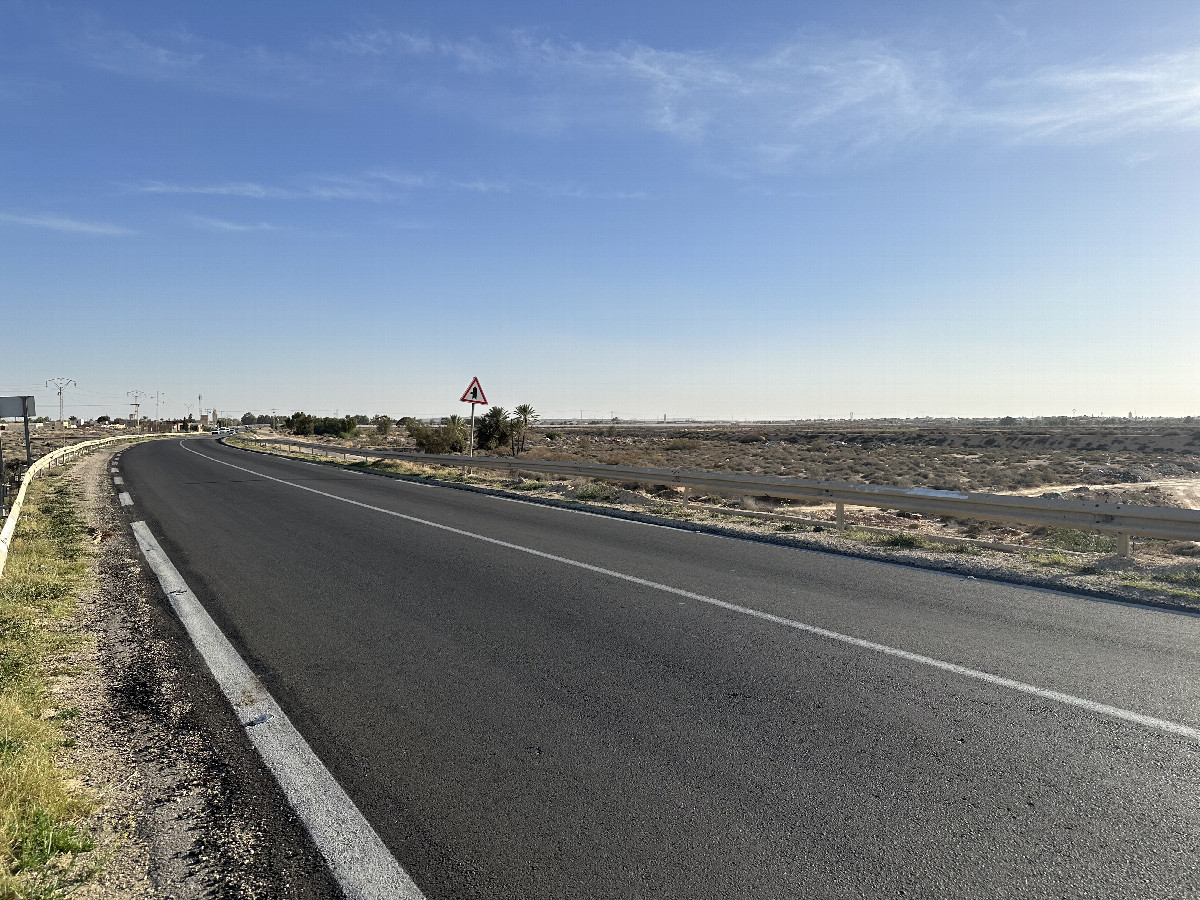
left=119, top=437, right=1200, bottom=899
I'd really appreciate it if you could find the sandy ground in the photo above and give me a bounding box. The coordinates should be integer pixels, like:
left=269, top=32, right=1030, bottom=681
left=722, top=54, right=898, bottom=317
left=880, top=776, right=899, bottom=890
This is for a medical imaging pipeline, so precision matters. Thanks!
left=1011, top=476, right=1200, bottom=509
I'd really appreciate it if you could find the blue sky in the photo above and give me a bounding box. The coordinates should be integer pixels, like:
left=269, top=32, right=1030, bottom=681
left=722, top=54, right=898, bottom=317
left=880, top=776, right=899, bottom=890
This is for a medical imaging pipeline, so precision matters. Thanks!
left=2, top=0, right=1198, bottom=421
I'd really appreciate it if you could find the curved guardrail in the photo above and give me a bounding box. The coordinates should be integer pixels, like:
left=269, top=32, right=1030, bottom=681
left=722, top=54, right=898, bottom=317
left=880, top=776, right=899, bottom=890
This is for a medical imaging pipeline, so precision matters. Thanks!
left=0, top=434, right=157, bottom=577
left=242, top=436, right=1200, bottom=552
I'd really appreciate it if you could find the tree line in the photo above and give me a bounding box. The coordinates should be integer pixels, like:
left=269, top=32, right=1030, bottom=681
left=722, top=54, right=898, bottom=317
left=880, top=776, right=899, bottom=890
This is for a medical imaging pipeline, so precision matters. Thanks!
left=267, top=405, right=539, bottom=455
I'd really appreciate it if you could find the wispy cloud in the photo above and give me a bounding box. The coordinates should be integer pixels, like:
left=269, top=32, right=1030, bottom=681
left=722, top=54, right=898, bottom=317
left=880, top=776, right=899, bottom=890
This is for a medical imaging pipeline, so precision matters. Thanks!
left=186, top=215, right=274, bottom=232
left=76, top=26, right=323, bottom=99
left=74, top=22, right=1200, bottom=170
left=972, top=50, right=1200, bottom=142
left=140, top=180, right=294, bottom=198
left=533, top=182, right=647, bottom=200
left=136, top=174, right=408, bottom=202
left=0, top=212, right=132, bottom=235
left=134, top=170, right=649, bottom=204
left=451, top=178, right=510, bottom=194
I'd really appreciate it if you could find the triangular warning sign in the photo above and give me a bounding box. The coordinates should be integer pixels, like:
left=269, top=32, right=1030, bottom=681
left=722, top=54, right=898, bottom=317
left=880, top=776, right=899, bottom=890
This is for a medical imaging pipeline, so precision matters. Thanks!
left=460, top=377, right=488, bottom=405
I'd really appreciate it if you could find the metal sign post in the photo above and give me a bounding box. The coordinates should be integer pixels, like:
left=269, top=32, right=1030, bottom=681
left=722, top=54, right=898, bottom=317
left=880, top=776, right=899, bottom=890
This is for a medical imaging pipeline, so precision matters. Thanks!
left=459, top=377, right=488, bottom=457
left=21, top=396, right=32, bottom=465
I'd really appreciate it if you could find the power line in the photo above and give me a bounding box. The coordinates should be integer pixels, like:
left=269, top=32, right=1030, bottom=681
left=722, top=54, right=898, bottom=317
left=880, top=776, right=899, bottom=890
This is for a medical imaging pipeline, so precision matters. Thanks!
left=127, top=390, right=146, bottom=427
left=45, top=377, right=77, bottom=422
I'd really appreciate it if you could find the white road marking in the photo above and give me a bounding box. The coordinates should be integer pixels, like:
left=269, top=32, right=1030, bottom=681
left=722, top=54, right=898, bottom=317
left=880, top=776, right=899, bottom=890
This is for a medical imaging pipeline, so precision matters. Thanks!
left=113, top=476, right=124, bottom=485
left=130, top=522, right=425, bottom=900
left=110, top=467, right=119, bottom=474
left=183, top=442, right=1200, bottom=745
left=118, top=492, right=133, bottom=506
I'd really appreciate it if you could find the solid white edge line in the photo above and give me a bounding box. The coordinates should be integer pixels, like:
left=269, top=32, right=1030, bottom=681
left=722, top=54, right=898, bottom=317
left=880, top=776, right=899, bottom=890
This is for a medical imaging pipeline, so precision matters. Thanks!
left=118, top=492, right=133, bottom=506
left=183, top=441, right=1200, bottom=745
left=130, top=521, right=425, bottom=900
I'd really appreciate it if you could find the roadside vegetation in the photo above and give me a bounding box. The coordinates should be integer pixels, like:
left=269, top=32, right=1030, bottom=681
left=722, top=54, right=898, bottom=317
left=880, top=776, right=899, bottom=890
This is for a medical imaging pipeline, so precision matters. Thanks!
left=0, top=473, right=96, bottom=899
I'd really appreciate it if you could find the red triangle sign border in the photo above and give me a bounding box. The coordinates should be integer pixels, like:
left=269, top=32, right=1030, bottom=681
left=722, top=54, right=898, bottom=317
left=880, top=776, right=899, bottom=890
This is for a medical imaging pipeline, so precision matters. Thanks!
left=460, top=377, right=488, bottom=405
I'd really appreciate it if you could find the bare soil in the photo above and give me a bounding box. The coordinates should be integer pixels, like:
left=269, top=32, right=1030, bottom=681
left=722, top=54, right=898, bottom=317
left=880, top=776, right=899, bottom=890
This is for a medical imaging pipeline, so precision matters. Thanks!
left=340, top=421, right=1200, bottom=496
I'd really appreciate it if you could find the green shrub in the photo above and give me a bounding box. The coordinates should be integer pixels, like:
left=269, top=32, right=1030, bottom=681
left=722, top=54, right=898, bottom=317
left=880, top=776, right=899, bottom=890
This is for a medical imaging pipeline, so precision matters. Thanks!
left=1042, top=528, right=1117, bottom=553
left=405, top=419, right=467, bottom=454
left=1159, top=568, right=1200, bottom=587
left=575, top=482, right=622, bottom=502
left=509, top=481, right=545, bottom=492
left=286, top=411, right=315, bottom=435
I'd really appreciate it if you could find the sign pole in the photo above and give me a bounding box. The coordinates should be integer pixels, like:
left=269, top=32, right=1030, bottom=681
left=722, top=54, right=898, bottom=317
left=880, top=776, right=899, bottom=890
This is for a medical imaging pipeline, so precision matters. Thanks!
left=21, top=396, right=32, bottom=466
left=459, top=377, right=487, bottom=458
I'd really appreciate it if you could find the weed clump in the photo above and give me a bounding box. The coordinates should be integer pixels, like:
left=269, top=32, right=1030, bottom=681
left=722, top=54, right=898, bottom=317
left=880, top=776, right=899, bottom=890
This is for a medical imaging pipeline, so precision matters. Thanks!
left=574, top=482, right=622, bottom=502
left=1040, top=528, right=1117, bottom=554
left=509, top=481, right=545, bottom=492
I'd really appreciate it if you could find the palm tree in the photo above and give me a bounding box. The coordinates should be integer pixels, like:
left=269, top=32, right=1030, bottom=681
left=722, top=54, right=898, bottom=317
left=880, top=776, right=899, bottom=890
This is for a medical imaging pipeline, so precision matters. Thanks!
left=514, top=404, right=538, bottom=453
left=476, top=406, right=510, bottom=452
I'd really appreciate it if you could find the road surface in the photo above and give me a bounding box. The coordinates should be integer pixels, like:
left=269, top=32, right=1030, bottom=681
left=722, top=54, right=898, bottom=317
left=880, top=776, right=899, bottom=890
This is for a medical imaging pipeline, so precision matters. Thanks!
left=116, top=437, right=1200, bottom=899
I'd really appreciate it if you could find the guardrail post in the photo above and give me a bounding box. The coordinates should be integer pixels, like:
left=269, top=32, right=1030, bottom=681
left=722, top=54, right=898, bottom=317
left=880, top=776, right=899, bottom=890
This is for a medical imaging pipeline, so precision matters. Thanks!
left=1117, top=533, right=1131, bottom=558
left=835, top=502, right=846, bottom=530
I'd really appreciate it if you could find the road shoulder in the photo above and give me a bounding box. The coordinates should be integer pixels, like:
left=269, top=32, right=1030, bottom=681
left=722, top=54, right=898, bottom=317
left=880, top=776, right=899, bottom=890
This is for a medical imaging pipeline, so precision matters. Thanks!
left=60, top=445, right=342, bottom=898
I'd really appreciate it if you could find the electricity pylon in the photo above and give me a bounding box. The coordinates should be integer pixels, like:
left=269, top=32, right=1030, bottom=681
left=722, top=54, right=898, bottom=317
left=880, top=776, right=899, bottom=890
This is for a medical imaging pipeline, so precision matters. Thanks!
left=127, top=390, right=146, bottom=428
left=45, top=378, right=77, bottom=423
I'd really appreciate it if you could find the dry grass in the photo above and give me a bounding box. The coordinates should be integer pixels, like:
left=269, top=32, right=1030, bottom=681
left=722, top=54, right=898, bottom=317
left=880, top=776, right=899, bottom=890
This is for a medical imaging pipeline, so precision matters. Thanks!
left=510, top=424, right=1200, bottom=494
left=0, top=474, right=97, bottom=899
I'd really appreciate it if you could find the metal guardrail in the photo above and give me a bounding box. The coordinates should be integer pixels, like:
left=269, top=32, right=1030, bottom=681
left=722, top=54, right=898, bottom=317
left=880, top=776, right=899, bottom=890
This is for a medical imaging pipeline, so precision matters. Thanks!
left=241, top=437, right=1200, bottom=553
left=0, top=434, right=158, bottom=578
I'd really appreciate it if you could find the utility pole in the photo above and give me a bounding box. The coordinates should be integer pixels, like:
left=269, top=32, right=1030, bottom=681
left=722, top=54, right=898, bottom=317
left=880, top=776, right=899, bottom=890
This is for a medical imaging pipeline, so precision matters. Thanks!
left=271, top=408, right=278, bottom=431
left=127, top=390, right=146, bottom=430
left=45, top=377, right=77, bottom=425
left=154, top=391, right=163, bottom=423
left=198, top=395, right=203, bottom=425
